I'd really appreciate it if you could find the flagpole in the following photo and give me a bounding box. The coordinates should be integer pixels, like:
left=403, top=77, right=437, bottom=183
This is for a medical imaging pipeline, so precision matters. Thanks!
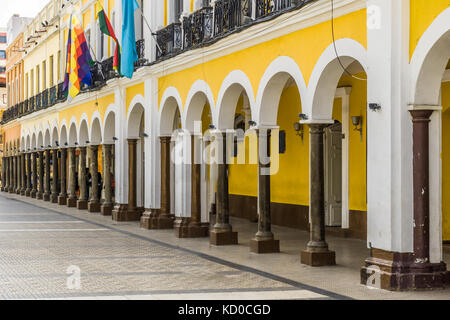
left=136, top=7, right=162, bottom=56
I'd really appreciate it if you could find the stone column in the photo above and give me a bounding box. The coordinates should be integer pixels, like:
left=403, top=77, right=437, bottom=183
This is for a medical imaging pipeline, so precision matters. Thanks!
left=4, top=157, right=9, bottom=192
left=113, top=139, right=140, bottom=221
left=301, top=124, right=335, bottom=266
left=141, top=136, right=174, bottom=229
left=88, top=145, right=100, bottom=212
left=43, top=149, right=51, bottom=201
left=77, top=146, right=88, bottom=210
left=15, top=154, right=21, bottom=194
left=25, top=153, right=31, bottom=196
left=20, top=153, right=26, bottom=195
left=37, top=151, right=44, bottom=199
left=100, top=144, right=113, bottom=215
left=66, top=147, right=77, bottom=207
left=176, top=135, right=208, bottom=238
left=210, top=131, right=238, bottom=245
left=58, top=148, right=67, bottom=205
left=250, top=129, right=279, bottom=253
left=50, top=149, right=59, bottom=203
left=409, top=110, right=447, bottom=276
left=9, top=156, right=14, bottom=193
left=31, top=152, right=37, bottom=198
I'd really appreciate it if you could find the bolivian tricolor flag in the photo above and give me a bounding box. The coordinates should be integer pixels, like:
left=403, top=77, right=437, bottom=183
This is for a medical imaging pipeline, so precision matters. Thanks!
left=96, top=0, right=120, bottom=73
left=63, top=14, right=93, bottom=99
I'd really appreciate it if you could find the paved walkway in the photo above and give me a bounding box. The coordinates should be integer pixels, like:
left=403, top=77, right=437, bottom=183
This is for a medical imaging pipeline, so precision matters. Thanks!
left=0, top=193, right=449, bottom=300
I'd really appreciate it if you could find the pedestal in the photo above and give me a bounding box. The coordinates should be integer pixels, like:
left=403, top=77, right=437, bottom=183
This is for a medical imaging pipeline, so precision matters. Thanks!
left=249, top=238, right=280, bottom=254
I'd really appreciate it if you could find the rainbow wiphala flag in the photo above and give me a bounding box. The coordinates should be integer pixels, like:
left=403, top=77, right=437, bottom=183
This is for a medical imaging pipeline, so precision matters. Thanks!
left=63, top=15, right=94, bottom=99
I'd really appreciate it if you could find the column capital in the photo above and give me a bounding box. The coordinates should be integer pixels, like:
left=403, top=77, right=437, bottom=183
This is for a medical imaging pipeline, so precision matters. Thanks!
left=409, top=109, right=434, bottom=122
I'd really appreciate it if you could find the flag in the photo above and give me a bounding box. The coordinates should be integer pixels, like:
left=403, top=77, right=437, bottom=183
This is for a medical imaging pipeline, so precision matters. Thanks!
left=95, top=0, right=121, bottom=73
left=121, top=0, right=139, bottom=79
left=64, top=15, right=94, bottom=99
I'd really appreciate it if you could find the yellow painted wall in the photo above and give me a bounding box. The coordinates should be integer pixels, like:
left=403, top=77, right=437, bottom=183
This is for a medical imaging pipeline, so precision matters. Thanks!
left=158, top=9, right=367, bottom=107
left=441, top=81, right=450, bottom=241
left=410, top=0, right=450, bottom=60
left=58, top=94, right=115, bottom=127
left=126, top=83, right=145, bottom=115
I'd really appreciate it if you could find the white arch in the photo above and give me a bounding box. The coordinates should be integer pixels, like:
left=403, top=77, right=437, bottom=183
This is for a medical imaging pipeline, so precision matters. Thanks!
left=31, top=131, right=37, bottom=150
left=159, top=87, right=183, bottom=136
left=183, top=80, right=215, bottom=132
left=59, top=119, right=68, bottom=146
left=68, top=116, right=78, bottom=146
left=78, top=116, right=90, bottom=146
left=51, top=119, right=59, bottom=146
left=126, top=94, right=145, bottom=138
left=410, top=7, right=450, bottom=105
left=255, top=56, right=308, bottom=126
left=90, top=111, right=103, bottom=144
left=215, top=70, right=256, bottom=130
left=103, top=104, right=118, bottom=142
left=307, top=38, right=367, bottom=120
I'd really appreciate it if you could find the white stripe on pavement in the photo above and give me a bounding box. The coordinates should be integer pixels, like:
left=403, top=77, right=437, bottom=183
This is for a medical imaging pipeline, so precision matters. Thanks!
left=0, top=228, right=109, bottom=232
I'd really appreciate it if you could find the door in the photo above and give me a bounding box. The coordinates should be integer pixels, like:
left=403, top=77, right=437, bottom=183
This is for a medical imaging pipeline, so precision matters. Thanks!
left=324, top=122, right=342, bottom=226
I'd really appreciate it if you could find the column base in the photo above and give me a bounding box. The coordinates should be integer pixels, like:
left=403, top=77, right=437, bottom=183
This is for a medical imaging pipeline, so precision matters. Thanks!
left=249, top=238, right=280, bottom=254
left=36, top=192, right=43, bottom=199
left=20, top=189, right=26, bottom=196
left=175, top=221, right=209, bottom=238
left=300, top=250, right=336, bottom=266
left=16, top=189, right=21, bottom=195
left=88, top=201, right=101, bottom=212
left=25, top=189, right=31, bottom=197
left=100, top=204, right=113, bottom=216
left=140, top=209, right=174, bottom=229
left=112, top=204, right=141, bottom=221
left=50, top=193, right=58, bottom=203
left=57, top=195, right=67, bottom=205
left=209, top=230, right=238, bottom=245
left=43, top=193, right=50, bottom=201
left=76, top=199, right=88, bottom=210
left=67, top=197, right=77, bottom=207
left=31, top=190, right=37, bottom=198
left=360, top=248, right=448, bottom=291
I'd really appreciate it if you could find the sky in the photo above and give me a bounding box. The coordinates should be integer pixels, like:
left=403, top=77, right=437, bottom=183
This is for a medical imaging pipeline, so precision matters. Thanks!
left=0, top=0, right=47, bottom=28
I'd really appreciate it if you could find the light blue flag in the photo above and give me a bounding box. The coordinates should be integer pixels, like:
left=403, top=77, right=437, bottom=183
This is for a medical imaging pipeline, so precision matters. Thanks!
left=121, top=0, right=139, bottom=78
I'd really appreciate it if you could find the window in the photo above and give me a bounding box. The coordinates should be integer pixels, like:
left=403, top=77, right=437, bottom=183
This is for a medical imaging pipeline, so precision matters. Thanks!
left=25, top=73, right=28, bottom=99
left=57, top=50, right=61, bottom=81
left=0, top=50, right=5, bottom=59
left=30, top=69, right=34, bottom=96
left=36, top=66, right=40, bottom=93
left=96, top=22, right=104, bottom=60
left=49, top=56, right=54, bottom=87
left=174, top=0, right=183, bottom=22
left=0, top=35, right=6, bottom=43
left=0, top=67, right=5, bottom=73
left=42, top=60, right=46, bottom=90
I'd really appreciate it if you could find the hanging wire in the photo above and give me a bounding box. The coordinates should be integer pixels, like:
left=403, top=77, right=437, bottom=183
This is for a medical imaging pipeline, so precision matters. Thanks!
left=331, top=0, right=366, bottom=81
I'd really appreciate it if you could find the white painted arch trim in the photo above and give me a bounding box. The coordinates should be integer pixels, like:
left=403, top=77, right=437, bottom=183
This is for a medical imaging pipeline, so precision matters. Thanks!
left=78, top=113, right=90, bottom=146
left=158, top=86, right=184, bottom=136
left=215, top=70, right=256, bottom=129
left=183, top=80, right=216, bottom=132
left=410, top=7, right=450, bottom=105
left=90, top=110, right=103, bottom=144
left=307, top=38, right=367, bottom=120
left=256, top=56, right=307, bottom=126
left=126, top=93, right=146, bottom=138
left=103, top=103, right=119, bottom=144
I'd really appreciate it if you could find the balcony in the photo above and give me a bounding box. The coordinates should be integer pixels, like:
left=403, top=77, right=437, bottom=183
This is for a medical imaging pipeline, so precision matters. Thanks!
left=42, top=89, right=49, bottom=108
left=57, top=82, right=66, bottom=102
left=155, top=0, right=315, bottom=60
left=35, top=92, right=42, bottom=110
left=49, top=86, right=57, bottom=106
left=134, top=39, right=147, bottom=68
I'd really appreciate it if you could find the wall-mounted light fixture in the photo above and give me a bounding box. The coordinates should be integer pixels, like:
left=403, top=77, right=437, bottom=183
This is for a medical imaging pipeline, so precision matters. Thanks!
left=298, top=113, right=309, bottom=121
left=368, top=103, right=381, bottom=111
left=112, top=137, right=118, bottom=141
left=85, top=140, right=90, bottom=144
left=141, top=133, right=149, bottom=138
left=74, top=142, right=78, bottom=146
left=208, top=124, right=216, bottom=130
left=64, top=142, right=68, bottom=146
left=293, top=122, right=304, bottom=144
left=248, top=120, right=256, bottom=127
left=352, top=116, right=363, bottom=141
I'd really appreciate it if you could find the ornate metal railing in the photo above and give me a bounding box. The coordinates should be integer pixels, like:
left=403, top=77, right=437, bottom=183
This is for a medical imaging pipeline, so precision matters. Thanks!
left=102, top=56, right=117, bottom=81
left=255, top=0, right=293, bottom=18
left=57, top=82, right=66, bottom=102
left=214, top=0, right=249, bottom=36
left=23, top=99, right=29, bottom=114
left=29, top=96, right=35, bottom=112
left=155, top=22, right=183, bottom=59
left=18, top=102, right=24, bottom=116
left=42, top=89, right=49, bottom=108
left=134, top=39, right=147, bottom=68
left=183, top=6, right=214, bottom=50
left=35, top=92, right=42, bottom=110
left=49, top=86, right=57, bottom=106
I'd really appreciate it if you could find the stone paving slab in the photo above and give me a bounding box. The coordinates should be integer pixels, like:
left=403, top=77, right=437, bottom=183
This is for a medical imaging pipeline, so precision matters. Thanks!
left=0, top=194, right=343, bottom=300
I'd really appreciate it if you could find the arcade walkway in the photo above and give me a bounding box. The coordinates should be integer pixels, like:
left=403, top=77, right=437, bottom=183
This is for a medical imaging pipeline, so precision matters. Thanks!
left=0, top=193, right=448, bottom=300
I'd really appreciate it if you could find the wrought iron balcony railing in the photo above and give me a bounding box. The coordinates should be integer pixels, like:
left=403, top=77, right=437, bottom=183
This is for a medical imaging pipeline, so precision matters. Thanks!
left=183, top=6, right=214, bottom=50
left=155, top=22, right=182, bottom=59
left=35, top=93, right=42, bottom=110
left=24, top=99, right=28, bottom=114
left=42, top=89, right=49, bottom=108
left=57, top=82, right=66, bottom=102
left=214, top=0, right=250, bottom=36
left=29, top=95, right=35, bottom=112
left=134, top=39, right=147, bottom=68
left=49, top=86, right=57, bottom=106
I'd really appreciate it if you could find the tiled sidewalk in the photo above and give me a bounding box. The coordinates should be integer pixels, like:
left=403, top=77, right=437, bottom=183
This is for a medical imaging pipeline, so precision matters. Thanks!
left=1, top=193, right=449, bottom=300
